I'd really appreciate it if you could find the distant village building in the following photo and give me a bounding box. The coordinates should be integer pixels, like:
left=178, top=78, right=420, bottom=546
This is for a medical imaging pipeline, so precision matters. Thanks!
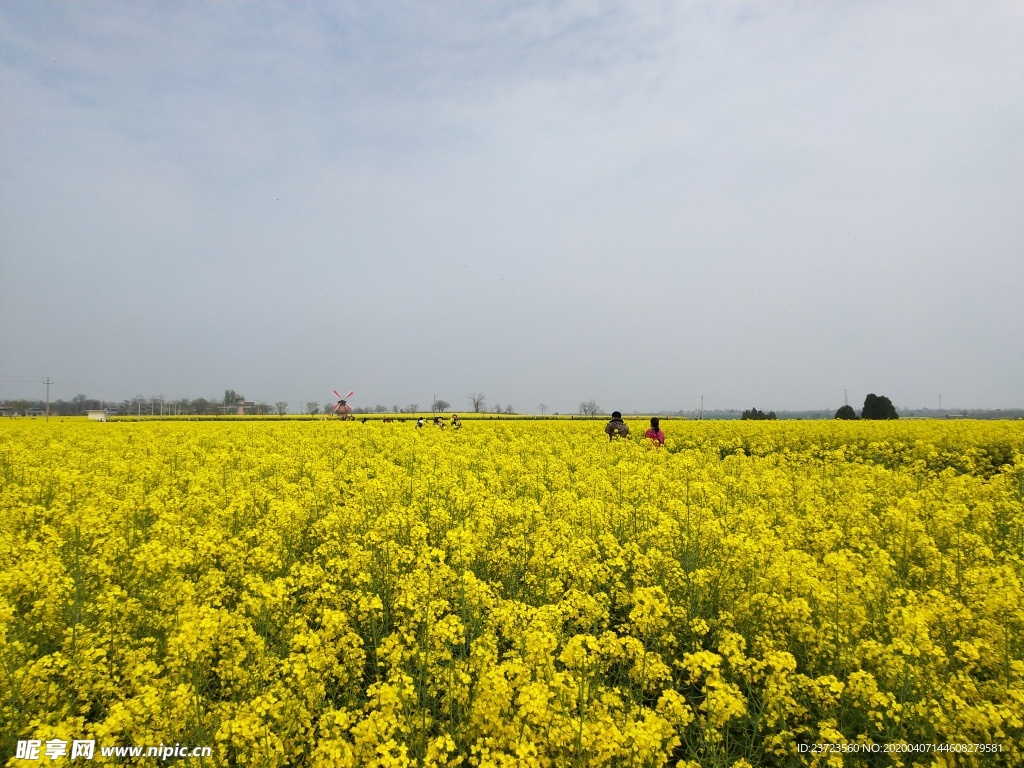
left=228, top=395, right=255, bottom=416
left=87, top=410, right=107, bottom=422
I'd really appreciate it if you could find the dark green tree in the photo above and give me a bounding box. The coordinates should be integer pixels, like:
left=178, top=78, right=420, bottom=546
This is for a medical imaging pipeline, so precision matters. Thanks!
left=862, top=393, right=899, bottom=420
left=741, top=407, right=777, bottom=420
left=835, top=405, right=858, bottom=420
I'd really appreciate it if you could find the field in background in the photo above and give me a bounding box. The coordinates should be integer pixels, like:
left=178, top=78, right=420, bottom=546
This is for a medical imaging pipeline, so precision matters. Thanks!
left=2, top=419, right=1022, bottom=766
left=102, top=412, right=570, bottom=422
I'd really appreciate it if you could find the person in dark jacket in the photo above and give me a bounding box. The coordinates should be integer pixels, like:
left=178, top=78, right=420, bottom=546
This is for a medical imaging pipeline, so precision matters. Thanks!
left=605, top=411, right=630, bottom=440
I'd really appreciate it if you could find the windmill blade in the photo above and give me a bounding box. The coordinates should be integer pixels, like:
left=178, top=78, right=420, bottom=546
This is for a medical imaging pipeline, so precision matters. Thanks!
left=333, top=390, right=342, bottom=400
left=345, top=391, right=354, bottom=399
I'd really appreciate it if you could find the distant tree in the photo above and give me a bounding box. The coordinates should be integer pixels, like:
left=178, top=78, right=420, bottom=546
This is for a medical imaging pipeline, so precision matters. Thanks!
left=741, top=407, right=777, bottom=420
left=538, top=403, right=548, bottom=415
left=275, top=401, right=288, bottom=416
left=468, top=393, right=486, bottom=413
left=392, top=405, right=399, bottom=413
left=407, top=404, right=419, bottom=414
left=862, top=393, right=898, bottom=420
left=72, top=394, right=87, bottom=414
left=493, top=403, right=502, bottom=413
left=374, top=404, right=388, bottom=413
left=433, top=399, right=450, bottom=412
left=579, top=400, right=601, bottom=417
left=224, top=390, right=238, bottom=407
left=835, top=404, right=858, bottom=420
left=504, top=404, right=515, bottom=414
left=306, top=401, right=320, bottom=415
left=128, top=394, right=146, bottom=416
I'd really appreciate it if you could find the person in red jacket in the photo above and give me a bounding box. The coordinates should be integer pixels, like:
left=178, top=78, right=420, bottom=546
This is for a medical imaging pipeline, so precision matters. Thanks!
left=645, top=417, right=665, bottom=445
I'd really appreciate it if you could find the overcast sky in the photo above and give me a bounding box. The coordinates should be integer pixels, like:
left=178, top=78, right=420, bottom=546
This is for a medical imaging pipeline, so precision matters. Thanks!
left=2, top=1, right=1022, bottom=413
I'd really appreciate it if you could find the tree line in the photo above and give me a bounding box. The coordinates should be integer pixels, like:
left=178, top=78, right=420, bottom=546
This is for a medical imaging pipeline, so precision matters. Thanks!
left=0, top=391, right=521, bottom=417
left=0, top=390, right=905, bottom=419
left=1, top=393, right=283, bottom=417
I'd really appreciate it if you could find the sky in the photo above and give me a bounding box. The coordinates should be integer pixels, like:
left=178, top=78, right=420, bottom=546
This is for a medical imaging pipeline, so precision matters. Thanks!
left=2, top=1, right=1022, bottom=414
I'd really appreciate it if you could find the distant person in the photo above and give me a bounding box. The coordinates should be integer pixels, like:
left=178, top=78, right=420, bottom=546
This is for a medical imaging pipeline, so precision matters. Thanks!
left=645, top=417, right=665, bottom=445
left=605, top=411, right=630, bottom=440
left=416, top=417, right=425, bottom=428
left=451, top=414, right=462, bottom=429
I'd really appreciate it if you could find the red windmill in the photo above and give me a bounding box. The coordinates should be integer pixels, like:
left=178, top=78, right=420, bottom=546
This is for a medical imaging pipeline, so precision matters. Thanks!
left=331, top=390, right=354, bottom=420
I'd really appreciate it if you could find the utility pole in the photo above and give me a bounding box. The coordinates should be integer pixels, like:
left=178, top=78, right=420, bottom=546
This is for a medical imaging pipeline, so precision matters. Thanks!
left=45, top=377, right=52, bottom=421
left=844, top=389, right=848, bottom=406
left=938, top=394, right=942, bottom=411
left=699, top=395, right=704, bottom=420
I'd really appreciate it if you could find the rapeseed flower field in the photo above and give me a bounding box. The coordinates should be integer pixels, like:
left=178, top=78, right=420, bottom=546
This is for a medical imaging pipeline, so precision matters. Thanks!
left=1, top=419, right=1022, bottom=767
